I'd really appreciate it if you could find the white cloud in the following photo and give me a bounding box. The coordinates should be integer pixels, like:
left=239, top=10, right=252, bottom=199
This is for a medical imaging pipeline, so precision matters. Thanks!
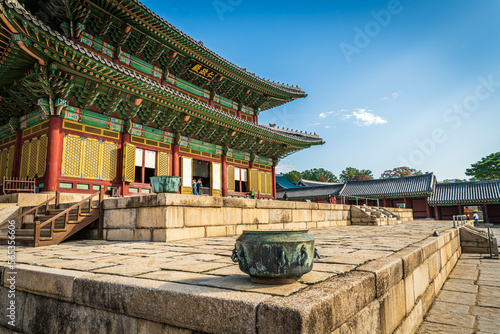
left=325, top=125, right=331, bottom=129
left=276, top=163, right=296, bottom=174
left=391, top=91, right=401, bottom=98
left=308, top=122, right=320, bottom=127
left=318, top=109, right=347, bottom=119
left=319, top=111, right=334, bottom=119
left=341, top=108, right=387, bottom=126
left=380, top=91, right=401, bottom=101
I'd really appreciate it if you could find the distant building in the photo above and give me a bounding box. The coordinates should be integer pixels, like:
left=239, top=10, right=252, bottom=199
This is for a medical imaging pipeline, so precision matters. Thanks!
left=276, top=174, right=500, bottom=223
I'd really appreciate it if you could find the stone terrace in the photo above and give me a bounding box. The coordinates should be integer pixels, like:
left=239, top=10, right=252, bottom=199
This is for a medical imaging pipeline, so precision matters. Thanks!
left=1, top=221, right=461, bottom=333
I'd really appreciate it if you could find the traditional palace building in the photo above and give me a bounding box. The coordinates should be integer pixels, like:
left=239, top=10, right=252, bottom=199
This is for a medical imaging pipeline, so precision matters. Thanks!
left=0, top=0, right=322, bottom=198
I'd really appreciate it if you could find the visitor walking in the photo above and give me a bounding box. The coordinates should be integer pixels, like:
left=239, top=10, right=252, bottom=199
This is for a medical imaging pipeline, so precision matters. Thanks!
left=283, top=192, right=288, bottom=201
left=192, top=179, right=197, bottom=195
left=473, top=212, right=479, bottom=226
left=197, top=178, right=203, bottom=195
left=250, top=189, right=256, bottom=199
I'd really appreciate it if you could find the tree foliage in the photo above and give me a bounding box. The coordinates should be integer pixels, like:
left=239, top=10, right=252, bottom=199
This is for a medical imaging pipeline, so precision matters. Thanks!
left=339, top=167, right=373, bottom=182
left=282, top=170, right=301, bottom=184
left=465, top=152, right=500, bottom=180
left=301, top=168, right=339, bottom=183
left=380, top=166, right=423, bottom=179
left=283, top=168, right=339, bottom=184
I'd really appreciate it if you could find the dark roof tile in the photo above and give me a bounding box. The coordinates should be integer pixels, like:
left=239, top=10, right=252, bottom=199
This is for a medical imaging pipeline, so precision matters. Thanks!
left=428, top=181, right=500, bottom=204
left=339, top=174, right=436, bottom=198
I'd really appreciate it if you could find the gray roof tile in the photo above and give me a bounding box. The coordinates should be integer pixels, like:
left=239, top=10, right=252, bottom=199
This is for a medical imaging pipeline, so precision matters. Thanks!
left=340, top=174, right=436, bottom=198
left=428, top=181, right=500, bottom=204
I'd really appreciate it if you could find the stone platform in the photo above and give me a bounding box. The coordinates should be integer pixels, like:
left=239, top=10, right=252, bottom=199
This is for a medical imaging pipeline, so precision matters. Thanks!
left=0, top=221, right=463, bottom=333
left=98, top=194, right=412, bottom=242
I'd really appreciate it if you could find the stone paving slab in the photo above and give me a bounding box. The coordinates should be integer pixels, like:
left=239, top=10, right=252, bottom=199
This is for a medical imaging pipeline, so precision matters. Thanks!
left=418, top=251, right=500, bottom=334
left=1, top=221, right=456, bottom=298
left=0, top=221, right=461, bottom=333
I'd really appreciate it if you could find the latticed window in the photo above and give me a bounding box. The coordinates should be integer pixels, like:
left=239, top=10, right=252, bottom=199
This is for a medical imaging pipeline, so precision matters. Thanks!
left=62, top=134, right=117, bottom=180
left=19, top=135, right=48, bottom=179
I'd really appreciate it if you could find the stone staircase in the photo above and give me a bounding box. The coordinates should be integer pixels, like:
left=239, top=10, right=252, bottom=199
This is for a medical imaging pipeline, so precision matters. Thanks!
left=0, top=190, right=103, bottom=247
left=350, top=205, right=402, bottom=226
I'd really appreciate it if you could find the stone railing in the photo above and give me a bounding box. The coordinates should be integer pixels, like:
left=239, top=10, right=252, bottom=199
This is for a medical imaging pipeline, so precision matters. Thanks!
left=101, top=194, right=351, bottom=241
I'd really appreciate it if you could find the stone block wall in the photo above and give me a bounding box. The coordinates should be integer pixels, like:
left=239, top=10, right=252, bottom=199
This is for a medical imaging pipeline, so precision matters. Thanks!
left=102, top=194, right=351, bottom=242
left=385, top=207, right=413, bottom=222
left=0, top=226, right=461, bottom=334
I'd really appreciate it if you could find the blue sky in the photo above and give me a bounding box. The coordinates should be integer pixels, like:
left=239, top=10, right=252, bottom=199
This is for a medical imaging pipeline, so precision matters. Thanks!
left=143, top=0, right=500, bottom=180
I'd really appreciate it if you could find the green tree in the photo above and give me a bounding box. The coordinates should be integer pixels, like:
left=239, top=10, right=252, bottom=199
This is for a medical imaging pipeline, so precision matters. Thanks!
left=282, top=170, right=301, bottom=184
left=300, top=168, right=339, bottom=183
left=380, top=166, right=423, bottom=179
left=339, top=167, right=373, bottom=182
left=465, top=152, right=500, bottom=180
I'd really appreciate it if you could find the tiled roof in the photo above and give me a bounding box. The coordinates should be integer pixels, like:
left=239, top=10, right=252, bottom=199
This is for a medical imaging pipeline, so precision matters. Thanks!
left=275, top=175, right=301, bottom=189
left=297, top=179, right=340, bottom=187
left=127, top=0, right=306, bottom=96
left=339, top=174, right=436, bottom=198
left=276, top=184, right=344, bottom=199
left=428, top=181, right=500, bottom=204
left=3, top=0, right=322, bottom=145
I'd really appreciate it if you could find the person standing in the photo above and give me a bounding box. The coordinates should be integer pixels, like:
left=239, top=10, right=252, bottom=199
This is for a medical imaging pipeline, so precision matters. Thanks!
left=473, top=212, right=479, bottom=226
left=192, top=179, right=197, bottom=195
left=283, top=192, right=288, bottom=201
left=197, top=178, right=203, bottom=195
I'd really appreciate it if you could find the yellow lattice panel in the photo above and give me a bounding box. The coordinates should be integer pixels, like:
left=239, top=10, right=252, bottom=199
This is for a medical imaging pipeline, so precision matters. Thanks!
left=37, top=135, right=48, bottom=177
left=249, top=168, right=259, bottom=193
left=122, top=142, right=136, bottom=182
left=258, top=171, right=265, bottom=194
left=6, top=146, right=14, bottom=178
left=0, top=149, right=7, bottom=180
left=27, top=138, right=38, bottom=178
left=19, top=141, right=30, bottom=178
left=227, top=165, right=235, bottom=192
left=82, top=138, right=100, bottom=179
left=101, top=141, right=117, bottom=181
left=157, top=152, right=170, bottom=176
left=62, top=134, right=83, bottom=178
left=266, top=172, right=272, bottom=196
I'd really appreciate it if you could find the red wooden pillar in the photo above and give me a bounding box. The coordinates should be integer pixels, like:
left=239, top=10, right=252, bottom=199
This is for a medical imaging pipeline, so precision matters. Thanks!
left=434, top=205, right=440, bottom=220
left=383, top=198, right=387, bottom=207
left=271, top=165, right=277, bottom=200
left=425, top=198, right=431, bottom=218
left=253, top=115, right=258, bottom=124
left=45, top=117, right=63, bottom=192
left=172, top=144, right=180, bottom=177
left=221, top=155, right=227, bottom=197
left=120, top=133, right=130, bottom=196
left=482, top=203, right=489, bottom=223
left=458, top=204, right=463, bottom=215
left=403, top=197, right=408, bottom=208
left=11, top=130, right=23, bottom=178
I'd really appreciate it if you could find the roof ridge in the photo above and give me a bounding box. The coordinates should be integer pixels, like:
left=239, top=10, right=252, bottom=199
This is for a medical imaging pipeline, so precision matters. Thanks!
left=3, top=0, right=322, bottom=144
left=120, top=0, right=305, bottom=95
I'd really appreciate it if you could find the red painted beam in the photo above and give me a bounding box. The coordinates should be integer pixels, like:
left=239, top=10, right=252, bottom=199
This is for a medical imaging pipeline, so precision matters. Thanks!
left=45, top=117, right=63, bottom=192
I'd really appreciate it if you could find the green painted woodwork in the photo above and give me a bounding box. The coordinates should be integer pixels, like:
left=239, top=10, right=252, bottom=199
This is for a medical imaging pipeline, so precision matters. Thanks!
left=59, top=182, right=74, bottom=189
left=19, top=110, right=46, bottom=130
left=0, top=1, right=323, bottom=161
left=92, top=185, right=100, bottom=190
left=129, top=187, right=139, bottom=193
left=77, top=183, right=90, bottom=190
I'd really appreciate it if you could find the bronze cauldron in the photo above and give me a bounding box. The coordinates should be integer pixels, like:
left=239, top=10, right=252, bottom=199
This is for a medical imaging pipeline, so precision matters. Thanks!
left=231, top=230, right=320, bottom=284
